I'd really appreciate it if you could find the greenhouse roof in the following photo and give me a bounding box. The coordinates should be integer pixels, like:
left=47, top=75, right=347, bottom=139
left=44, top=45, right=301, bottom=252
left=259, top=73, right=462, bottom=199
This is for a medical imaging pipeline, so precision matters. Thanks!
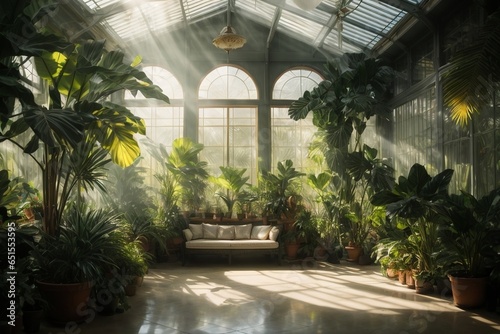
left=71, top=0, right=429, bottom=56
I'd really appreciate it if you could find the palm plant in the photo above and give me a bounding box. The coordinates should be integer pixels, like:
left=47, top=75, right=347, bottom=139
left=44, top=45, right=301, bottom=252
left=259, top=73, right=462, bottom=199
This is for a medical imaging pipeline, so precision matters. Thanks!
left=2, top=36, right=169, bottom=235
left=443, top=6, right=500, bottom=126
left=210, top=166, right=249, bottom=217
left=164, top=138, right=208, bottom=214
left=0, top=0, right=169, bottom=238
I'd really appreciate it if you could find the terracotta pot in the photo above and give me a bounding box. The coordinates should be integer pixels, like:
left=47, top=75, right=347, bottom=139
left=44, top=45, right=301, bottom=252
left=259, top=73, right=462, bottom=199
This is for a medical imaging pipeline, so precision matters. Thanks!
left=285, top=242, right=300, bottom=259
left=125, top=276, right=140, bottom=296
left=386, top=268, right=398, bottom=279
left=405, top=270, right=415, bottom=289
left=449, top=275, right=488, bottom=308
left=415, top=278, right=434, bottom=294
left=37, top=281, right=92, bottom=324
left=398, top=270, right=406, bottom=284
left=344, top=245, right=363, bottom=263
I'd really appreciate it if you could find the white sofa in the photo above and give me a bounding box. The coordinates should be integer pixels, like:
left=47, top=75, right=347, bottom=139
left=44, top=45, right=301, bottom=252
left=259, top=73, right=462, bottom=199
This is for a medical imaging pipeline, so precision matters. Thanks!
left=182, top=223, right=282, bottom=265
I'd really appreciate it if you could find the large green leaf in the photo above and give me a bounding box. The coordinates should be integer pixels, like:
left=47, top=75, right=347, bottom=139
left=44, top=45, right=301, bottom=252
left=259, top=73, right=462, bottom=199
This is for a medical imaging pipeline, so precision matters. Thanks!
left=23, top=106, right=84, bottom=149
left=443, top=8, right=500, bottom=126
left=88, top=104, right=145, bottom=167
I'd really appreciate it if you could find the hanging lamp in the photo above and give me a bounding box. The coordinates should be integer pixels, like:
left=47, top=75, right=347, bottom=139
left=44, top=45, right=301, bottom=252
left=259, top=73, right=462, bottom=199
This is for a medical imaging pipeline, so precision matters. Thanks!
left=213, top=0, right=246, bottom=53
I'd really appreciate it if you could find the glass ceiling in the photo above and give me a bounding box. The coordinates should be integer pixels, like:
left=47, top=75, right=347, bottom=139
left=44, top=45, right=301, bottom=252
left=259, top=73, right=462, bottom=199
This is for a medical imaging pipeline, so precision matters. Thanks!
left=76, top=0, right=425, bottom=56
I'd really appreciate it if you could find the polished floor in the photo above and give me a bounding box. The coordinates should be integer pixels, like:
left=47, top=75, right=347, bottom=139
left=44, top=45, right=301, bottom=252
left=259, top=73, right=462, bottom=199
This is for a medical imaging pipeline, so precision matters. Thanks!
left=39, top=254, right=499, bottom=334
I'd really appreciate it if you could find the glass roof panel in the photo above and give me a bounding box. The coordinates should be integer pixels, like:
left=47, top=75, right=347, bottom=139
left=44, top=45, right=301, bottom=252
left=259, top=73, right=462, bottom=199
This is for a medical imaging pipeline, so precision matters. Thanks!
left=278, top=10, right=324, bottom=44
left=236, top=0, right=276, bottom=26
left=184, top=0, right=225, bottom=21
left=104, top=2, right=182, bottom=40
left=81, top=0, right=120, bottom=11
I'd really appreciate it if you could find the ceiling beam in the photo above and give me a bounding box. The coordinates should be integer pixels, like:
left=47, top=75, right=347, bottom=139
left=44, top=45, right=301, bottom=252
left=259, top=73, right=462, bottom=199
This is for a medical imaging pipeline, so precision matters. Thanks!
left=266, top=7, right=282, bottom=48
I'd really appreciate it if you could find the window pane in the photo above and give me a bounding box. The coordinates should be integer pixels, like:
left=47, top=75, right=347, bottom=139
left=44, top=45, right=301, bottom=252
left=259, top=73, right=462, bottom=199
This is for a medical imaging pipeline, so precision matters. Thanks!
left=199, top=66, right=258, bottom=99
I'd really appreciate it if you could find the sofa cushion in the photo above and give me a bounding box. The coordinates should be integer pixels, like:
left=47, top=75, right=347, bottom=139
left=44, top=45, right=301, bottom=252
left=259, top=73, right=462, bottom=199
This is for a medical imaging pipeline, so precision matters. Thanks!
left=217, top=225, right=235, bottom=239
left=202, top=223, right=218, bottom=239
left=268, top=226, right=280, bottom=241
left=185, top=239, right=279, bottom=250
left=234, top=224, right=252, bottom=239
left=251, top=225, right=272, bottom=240
left=183, top=228, right=193, bottom=241
left=189, top=224, right=203, bottom=239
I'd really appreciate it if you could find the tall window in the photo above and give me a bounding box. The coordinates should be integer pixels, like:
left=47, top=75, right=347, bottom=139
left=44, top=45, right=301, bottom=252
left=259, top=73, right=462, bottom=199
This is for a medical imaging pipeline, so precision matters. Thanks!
left=393, top=87, right=440, bottom=178
left=271, top=68, right=322, bottom=172
left=125, top=66, right=184, bottom=184
left=198, top=66, right=258, bottom=183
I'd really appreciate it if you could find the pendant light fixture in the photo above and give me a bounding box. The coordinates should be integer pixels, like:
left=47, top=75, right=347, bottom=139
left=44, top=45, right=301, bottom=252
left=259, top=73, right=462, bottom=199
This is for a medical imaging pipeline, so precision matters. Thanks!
left=213, top=0, right=246, bottom=53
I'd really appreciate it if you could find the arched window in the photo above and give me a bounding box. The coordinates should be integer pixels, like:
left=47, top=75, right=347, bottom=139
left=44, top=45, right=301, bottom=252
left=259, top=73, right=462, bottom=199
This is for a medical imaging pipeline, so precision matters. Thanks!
left=125, top=66, right=184, bottom=185
left=198, top=66, right=258, bottom=184
left=272, top=68, right=322, bottom=171
left=125, top=66, right=184, bottom=148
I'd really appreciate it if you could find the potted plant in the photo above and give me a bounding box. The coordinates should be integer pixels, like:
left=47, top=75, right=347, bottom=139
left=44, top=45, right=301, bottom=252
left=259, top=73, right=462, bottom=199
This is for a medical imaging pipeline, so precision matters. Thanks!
left=371, top=163, right=454, bottom=291
left=437, top=187, right=500, bottom=308
left=162, top=138, right=209, bottom=217
left=260, top=160, right=305, bottom=227
left=32, top=206, right=123, bottom=324
left=116, top=241, right=149, bottom=297
left=209, top=166, right=250, bottom=219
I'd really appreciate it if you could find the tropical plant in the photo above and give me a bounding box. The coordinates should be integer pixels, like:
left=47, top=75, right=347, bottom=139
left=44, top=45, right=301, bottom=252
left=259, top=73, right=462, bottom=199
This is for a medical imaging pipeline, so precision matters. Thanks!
left=259, top=159, right=305, bottom=219
left=443, top=5, right=500, bottom=126
left=210, top=166, right=249, bottom=217
left=436, top=187, right=500, bottom=277
left=1, top=0, right=170, bottom=236
left=289, top=53, right=394, bottom=250
left=32, top=206, right=122, bottom=283
left=371, top=163, right=454, bottom=277
left=162, top=138, right=208, bottom=213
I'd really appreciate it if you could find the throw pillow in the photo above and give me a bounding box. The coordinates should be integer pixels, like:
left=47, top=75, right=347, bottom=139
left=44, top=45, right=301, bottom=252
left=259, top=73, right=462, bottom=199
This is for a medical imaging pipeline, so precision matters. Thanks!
left=234, top=224, right=252, bottom=239
left=268, top=226, right=280, bottom=241
left=251, top=225, right=272, bottom=240
left=183, top=228, right=193, bottom=241
left=202, top=223, right=219, bottom=239
left=217, top=225, right=235, bottom=239
left=189, top=224, right=203, bottom=239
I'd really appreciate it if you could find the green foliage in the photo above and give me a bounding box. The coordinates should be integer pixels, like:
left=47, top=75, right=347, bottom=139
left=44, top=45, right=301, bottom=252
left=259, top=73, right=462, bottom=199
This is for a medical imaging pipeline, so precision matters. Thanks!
left=32, top=206, right=122, bottom=283
left=259, top=159, right=305, bottom=219
left=210, top=166, right=249, bottom=215
left=437, top=188, right=500, bottom=277
left=164, top=138, right=208, bottom=212
left=443, top=7, right=500, bottom=126
left=371, top=163, right=454, bottom=274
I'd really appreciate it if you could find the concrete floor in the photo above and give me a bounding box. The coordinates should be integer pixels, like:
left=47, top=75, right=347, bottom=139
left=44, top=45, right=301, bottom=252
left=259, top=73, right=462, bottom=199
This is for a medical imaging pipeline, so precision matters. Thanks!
left=39, top=255, right=499, bottom=334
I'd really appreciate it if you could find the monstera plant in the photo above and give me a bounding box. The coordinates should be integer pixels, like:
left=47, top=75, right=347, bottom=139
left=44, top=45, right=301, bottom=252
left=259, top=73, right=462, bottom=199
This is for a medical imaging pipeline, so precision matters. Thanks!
left=0, top=0, right=170, bottom=235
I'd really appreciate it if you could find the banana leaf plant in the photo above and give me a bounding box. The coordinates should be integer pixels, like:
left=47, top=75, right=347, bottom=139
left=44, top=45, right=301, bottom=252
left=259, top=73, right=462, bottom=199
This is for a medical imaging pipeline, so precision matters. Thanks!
left=371, top=163, right=454, bottom=277
left=0, top=1, right=170, bottom=235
